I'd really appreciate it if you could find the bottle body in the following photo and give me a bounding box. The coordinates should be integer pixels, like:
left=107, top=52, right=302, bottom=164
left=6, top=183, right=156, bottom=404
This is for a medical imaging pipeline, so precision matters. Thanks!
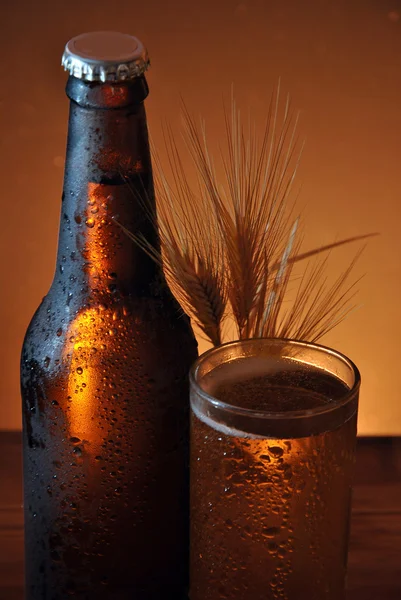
left=21, top=67, right=198, bottom=599
left=22, top=290, right=196, bottom=599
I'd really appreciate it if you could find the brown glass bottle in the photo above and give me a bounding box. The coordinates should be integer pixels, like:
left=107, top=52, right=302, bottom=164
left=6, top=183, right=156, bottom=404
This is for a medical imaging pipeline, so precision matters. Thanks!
left=20, top=32, right=198, bottom=600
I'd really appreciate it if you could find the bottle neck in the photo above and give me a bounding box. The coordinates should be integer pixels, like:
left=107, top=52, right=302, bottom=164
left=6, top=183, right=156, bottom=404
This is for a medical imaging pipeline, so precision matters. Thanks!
left=55, top=76, right=161, bottom=299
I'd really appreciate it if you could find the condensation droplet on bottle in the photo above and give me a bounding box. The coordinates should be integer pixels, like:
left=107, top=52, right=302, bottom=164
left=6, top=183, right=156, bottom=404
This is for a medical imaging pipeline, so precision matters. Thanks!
left=267, top=541, right=279, bottom=553
left=263, top=526, right=280, bottom=538
left=85, top=218, right=95, bottom=228
left=69, top=437, right=81, bottom=444
left=56, top=328, right=63, bottom=337
left=76, top=367, right=83, bottom=375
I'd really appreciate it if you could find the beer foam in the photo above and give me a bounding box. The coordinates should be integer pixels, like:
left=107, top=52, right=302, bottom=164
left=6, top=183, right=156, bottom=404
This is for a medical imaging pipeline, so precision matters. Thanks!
left=201, top=355, right=296, bottom=397
left=191, top=400, right=267, bottom=439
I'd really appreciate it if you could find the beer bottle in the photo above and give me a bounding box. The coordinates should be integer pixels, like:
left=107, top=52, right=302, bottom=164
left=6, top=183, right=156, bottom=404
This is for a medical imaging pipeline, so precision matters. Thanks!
left=21, top=31, right=198, bottom=600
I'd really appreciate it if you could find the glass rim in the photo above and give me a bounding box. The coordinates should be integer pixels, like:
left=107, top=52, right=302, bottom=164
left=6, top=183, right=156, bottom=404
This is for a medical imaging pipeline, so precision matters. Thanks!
left=189, top=337, right=361, bottom=422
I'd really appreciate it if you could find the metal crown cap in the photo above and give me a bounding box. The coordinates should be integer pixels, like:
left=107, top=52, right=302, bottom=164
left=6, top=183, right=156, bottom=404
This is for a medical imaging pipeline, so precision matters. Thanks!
left=62, top=31, right=150, bottom=82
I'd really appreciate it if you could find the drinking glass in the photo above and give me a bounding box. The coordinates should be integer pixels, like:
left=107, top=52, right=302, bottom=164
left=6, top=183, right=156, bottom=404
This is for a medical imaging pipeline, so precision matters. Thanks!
left=190, top=338, right=360, bottom=600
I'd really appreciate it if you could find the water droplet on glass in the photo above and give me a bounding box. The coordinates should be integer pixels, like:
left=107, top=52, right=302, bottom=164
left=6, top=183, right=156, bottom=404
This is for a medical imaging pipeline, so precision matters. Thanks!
left=268, top=446, right=284, bottom=457
left=56, top=328, right=63, bottom=337
left=85, top=218, right=95, bottom=228
left=76, top=367, right=83, bottom=375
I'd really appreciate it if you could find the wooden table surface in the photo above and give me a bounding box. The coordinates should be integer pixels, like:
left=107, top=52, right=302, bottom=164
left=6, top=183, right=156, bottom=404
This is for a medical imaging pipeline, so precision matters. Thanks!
left=0, top=432, right=400, bottom=599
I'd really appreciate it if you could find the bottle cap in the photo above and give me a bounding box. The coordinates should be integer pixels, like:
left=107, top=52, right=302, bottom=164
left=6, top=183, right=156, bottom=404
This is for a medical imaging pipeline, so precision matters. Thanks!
left=62, top=31, right=150, bottom=82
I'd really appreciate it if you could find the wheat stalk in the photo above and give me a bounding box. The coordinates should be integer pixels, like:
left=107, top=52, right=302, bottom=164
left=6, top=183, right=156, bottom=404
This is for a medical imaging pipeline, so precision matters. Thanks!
left=122, top=89, right=375, bottom=347
left=118, top=123, right=227, bottom=346
left=181, top=88, right=304, bottom=341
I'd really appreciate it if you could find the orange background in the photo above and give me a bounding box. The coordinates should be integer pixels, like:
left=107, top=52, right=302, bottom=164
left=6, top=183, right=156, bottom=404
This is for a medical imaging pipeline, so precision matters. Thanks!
left=1, top=0, right=400, bottom=433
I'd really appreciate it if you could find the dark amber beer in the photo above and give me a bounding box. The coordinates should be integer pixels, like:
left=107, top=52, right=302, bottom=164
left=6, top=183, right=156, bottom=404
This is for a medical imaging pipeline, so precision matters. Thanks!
left=190, top=339, right=360, bottom=600
left=21, top=32, right=197, bottom=599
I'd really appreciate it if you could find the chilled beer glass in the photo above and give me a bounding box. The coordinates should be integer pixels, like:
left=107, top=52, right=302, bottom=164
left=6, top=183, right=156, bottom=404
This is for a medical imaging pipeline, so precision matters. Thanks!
left=190, top=338, right=360, bottom=600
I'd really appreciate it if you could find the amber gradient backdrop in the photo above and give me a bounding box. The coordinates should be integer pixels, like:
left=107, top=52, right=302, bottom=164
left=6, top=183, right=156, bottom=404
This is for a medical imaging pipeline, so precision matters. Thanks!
left=0, top=0, right=399, bottom=433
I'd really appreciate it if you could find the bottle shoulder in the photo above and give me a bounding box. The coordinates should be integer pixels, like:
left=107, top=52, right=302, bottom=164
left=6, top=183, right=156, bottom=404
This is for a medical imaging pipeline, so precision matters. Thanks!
left=21, top=287, right=198, bottom=369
